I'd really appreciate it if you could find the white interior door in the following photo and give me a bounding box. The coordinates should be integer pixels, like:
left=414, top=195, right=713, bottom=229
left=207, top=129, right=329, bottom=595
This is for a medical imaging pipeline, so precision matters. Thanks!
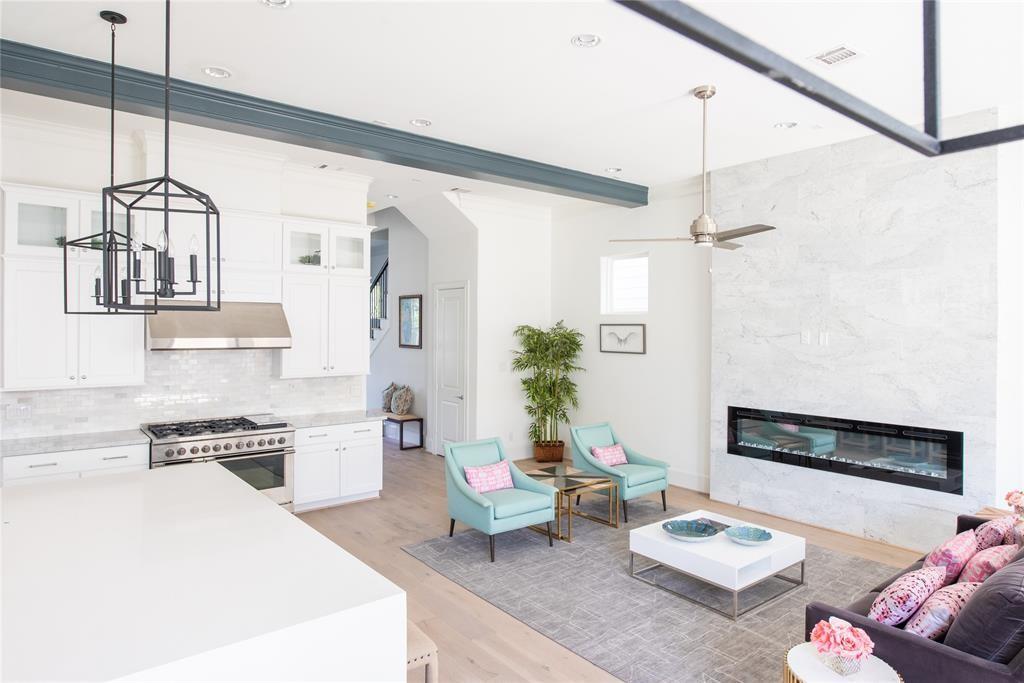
left=434, top=284, right=467, bottom=453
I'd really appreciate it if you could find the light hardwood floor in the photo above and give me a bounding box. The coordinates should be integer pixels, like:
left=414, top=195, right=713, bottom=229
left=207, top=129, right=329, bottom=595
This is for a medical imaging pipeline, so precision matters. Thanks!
left=300, top=444, right=921, bottom=683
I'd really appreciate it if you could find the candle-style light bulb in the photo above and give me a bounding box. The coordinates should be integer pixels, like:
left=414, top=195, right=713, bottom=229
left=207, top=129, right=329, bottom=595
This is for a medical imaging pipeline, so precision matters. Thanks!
left=156, top=230, right=168, bottom=253
left=92, top=265, right=102, bottom=301
left=189, top=234, right=200, bottom=255
left=130, top=238, right=142, bottom=253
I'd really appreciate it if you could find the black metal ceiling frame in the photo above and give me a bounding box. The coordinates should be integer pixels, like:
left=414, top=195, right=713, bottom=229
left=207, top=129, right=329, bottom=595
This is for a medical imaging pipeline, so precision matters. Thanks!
left=618, top=0, right=1024, bottom=157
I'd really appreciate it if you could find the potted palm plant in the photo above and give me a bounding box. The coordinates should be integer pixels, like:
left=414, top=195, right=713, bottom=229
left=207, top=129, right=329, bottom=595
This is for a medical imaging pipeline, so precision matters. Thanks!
left=512, top=321, right=584, bottom=462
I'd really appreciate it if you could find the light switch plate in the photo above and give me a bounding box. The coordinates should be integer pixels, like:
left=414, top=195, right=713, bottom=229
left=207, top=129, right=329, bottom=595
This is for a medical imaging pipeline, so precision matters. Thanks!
left=800, top=330, right=812, bottom=345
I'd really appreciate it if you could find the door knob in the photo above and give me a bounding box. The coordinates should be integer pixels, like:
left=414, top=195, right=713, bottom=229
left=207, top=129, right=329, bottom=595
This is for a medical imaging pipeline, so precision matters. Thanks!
left=456, top=394, right=464, bottom=400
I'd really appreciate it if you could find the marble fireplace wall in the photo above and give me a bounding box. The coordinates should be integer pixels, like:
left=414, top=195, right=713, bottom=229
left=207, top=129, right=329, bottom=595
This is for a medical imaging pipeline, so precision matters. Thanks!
left=709, top=111, right=999, bottom=551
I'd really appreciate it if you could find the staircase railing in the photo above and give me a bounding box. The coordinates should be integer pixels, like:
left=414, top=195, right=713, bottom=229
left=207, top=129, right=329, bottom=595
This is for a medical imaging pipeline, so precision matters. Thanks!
left=370, top=259, right=388, bottom=337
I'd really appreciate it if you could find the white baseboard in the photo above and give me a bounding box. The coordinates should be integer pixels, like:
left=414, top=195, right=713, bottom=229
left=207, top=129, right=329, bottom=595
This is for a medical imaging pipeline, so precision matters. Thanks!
left=668, top=467, right=709, bottom=494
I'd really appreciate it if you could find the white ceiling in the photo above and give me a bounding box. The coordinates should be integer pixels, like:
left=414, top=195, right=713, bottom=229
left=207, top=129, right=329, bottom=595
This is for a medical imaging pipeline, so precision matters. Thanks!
left=1, top=0, right=1022, bottom=193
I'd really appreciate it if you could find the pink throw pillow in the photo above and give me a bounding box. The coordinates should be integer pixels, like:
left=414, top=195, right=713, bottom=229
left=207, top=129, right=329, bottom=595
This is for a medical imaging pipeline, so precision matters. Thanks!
left=905, top=582, right=982, bottom=640
left=924, top=530, right=978, bottom=584
left=958, top=544, right=1018, bottom=583
left=463, top=460, right=513, bottom=494
left=591, top=444, right=628, bottom=466
left=868, top=566, right=946, bottom=626
left=1003, top=521, right=1024, bottom=546
left=976, top=516, right=1016, bottom=551
left=777, top=423, right=800, bottom=433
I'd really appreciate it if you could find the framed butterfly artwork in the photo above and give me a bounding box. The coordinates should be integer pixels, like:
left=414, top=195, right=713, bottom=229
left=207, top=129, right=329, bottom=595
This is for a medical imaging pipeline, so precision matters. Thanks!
left=599, top=323, right=646, bottom=354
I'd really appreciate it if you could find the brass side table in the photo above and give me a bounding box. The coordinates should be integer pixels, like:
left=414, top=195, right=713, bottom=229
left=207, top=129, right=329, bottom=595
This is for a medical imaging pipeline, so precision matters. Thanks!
left=526, top=464, right=619, bottom=542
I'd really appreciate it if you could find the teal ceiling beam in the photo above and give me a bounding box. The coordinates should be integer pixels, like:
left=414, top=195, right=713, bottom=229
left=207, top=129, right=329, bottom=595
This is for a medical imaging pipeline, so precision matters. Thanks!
left=0, top=40, right=648, bottom=208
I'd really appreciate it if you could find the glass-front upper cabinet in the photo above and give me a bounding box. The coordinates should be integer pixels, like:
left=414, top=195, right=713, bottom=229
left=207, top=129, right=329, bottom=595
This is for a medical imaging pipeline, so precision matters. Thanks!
left=329, top=224, right=370, bottom=276
left=283, top=221, right=330, bottom=274
left=2, top=185, right=82, bottom=257
left=77, top=199, right=144, bottom=260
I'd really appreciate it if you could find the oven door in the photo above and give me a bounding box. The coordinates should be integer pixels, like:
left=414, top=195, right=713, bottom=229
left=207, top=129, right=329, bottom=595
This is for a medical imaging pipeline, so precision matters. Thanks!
left=214, top=449, right=294, bottom=507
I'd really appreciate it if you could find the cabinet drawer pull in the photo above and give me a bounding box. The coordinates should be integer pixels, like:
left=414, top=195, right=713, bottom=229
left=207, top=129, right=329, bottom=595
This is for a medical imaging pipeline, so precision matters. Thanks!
left=29, top=462, right=58, bottom=468
left=354, top=429, right=371, bottom=433
left=101, top=455, right=129, bottom=461
left=308, top=433, right=329, bottom=438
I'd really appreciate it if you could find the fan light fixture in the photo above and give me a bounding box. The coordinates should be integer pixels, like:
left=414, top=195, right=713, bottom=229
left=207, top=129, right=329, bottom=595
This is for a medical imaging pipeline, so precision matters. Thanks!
left=65, top=1, right=221, bottom=315
left=202, top=66, right=232, bottom=79
left=609, top=84, right=776, bottom=251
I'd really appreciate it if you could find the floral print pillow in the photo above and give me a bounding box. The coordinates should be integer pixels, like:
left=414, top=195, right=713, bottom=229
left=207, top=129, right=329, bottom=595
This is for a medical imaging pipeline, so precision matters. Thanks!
left=975, top=516, right=1016, bottom=551
left=958, top=544, right=1018, bottom=583
left=924, top=529, right=978, bottom=584
left=905, top=582, right=982, bottom=640
left=868, top=566, right=946, bottom=626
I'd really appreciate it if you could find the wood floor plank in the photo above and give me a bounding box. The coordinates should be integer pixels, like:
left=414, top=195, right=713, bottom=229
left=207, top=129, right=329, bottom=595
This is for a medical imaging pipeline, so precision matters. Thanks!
left=300, top=446, right=920, bottom=683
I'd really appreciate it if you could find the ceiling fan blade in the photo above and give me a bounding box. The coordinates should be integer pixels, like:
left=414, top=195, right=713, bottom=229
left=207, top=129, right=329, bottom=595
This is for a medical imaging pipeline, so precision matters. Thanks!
left=713, top=240, right=742, bottom=250
left=608, top=237, right=693, bottom=243
left=716, top=224, right=776, bottom=241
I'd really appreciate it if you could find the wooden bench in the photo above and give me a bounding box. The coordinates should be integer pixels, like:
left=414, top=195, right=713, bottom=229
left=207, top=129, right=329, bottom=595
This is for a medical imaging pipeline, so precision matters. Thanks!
left=383, top=412, right=424, bottom=451
left=407, top=620, right=438, bottom=683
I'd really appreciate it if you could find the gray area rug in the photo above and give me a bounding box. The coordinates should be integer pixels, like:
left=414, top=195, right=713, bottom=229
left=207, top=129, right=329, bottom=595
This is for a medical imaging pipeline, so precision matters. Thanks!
left=403, top=498, right=898, bottom=683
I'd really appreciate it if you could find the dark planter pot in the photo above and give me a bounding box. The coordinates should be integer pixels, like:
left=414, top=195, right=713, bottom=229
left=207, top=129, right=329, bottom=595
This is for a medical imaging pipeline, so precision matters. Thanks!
left=533, top=440, right=565, bottom=463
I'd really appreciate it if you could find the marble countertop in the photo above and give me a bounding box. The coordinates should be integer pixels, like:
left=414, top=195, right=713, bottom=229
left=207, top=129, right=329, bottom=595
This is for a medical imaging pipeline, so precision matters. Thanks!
left=281, top=409, right=386, bottom=429
left=0, top=428, right=150, bottom=458
left=1, top=463, right=404, bottom=681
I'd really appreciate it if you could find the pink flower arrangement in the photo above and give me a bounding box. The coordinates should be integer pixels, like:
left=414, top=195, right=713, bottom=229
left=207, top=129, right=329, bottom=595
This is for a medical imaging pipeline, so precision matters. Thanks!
left=1005, top=489, right=1024, bottom=517
left=810, top=617, right=875, bottom=662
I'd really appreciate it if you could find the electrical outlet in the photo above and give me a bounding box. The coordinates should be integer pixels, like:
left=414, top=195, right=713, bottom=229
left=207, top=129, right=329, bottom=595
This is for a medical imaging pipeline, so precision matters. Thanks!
left=819, top=331, right=830, bottom=346
left=5, top=403, right=32, bottom=420
left=508, top=431, right=514, bottom=442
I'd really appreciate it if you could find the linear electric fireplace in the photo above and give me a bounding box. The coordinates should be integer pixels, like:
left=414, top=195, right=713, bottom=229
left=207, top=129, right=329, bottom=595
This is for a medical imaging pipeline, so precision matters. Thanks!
left=727, top=407, right=963, bottom=494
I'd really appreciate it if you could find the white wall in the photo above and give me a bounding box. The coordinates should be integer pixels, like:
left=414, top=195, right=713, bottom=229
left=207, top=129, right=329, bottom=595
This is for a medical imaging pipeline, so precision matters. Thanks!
left=708, top=111, right=1001, bottom=551
left=366, top=209, right=428, bottom=423
left=456, top=194, right=552, bottom=459
left=550, top=182, right=711, bottom=489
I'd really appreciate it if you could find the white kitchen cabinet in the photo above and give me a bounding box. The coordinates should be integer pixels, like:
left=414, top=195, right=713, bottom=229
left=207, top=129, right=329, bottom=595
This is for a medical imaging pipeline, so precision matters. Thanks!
left=328, top=224, right=370, bottom=276
left=2, top=185, right=82, bottom=257
left=2, top=443, right=148, bottom=487
left=1, top=258, right=144, bottom=391
left=292, top=421, right=383, bottom=512
left=218, top=270, right=283, bottom=303
left=77, top=198, right=143, bottom=261
left=328, top=276, right=369, bottom=376
left=279, top=274, right=329, bottom=378
left=283, top=220, right=330, bottom=274
left=339, top=440, right=383, bottom=496
left=2, top=258, right=77, bottom=389
left=292, top=443, right=342, bottom=505
left=220, top=211, right=282, bottom=271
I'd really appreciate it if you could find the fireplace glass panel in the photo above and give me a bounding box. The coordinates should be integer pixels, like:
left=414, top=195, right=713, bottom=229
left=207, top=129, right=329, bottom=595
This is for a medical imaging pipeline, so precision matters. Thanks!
left=727, top=407, right=963, bottom=494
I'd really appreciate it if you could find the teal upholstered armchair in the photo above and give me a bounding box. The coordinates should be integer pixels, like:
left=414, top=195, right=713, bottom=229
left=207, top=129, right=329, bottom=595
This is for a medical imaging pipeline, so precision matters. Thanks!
left=444, top=438, right=557, bottom=562
left=570, top=423, right=668, bottom=523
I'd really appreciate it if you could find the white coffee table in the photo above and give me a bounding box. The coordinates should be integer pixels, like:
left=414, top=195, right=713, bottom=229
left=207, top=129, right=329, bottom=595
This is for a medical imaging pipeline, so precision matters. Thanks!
left=784, top=642, right=902, bottom=682
left=629, top=509, right=806, bottom=620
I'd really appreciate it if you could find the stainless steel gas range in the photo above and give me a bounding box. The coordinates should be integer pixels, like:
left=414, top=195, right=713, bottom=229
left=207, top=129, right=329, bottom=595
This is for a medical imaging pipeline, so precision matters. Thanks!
left=142, top=415, right=295, bottom=508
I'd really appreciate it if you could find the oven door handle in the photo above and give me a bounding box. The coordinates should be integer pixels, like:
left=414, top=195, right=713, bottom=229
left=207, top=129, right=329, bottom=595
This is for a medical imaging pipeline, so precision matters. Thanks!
left=207, top=448, right=295, bottom=463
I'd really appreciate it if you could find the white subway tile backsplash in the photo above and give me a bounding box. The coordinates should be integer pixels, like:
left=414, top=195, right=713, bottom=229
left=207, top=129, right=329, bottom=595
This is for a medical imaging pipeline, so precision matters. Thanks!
left=0, top=349, right=363, bottom=439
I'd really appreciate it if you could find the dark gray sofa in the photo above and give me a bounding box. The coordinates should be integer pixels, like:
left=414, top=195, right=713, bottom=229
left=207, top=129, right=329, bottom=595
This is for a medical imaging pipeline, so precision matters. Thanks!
left=805, top=515, right=1024, bottom=682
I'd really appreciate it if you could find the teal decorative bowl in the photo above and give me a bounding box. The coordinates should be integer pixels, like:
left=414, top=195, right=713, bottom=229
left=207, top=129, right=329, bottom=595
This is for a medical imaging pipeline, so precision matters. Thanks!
left=662, top=519, right=720, bottom=542
left=725, top=526, right=773, bottom=546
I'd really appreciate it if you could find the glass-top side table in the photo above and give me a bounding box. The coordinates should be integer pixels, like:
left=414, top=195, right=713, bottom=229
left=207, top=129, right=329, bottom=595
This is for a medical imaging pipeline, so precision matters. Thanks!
left=525, top=464, right=620, bottom=542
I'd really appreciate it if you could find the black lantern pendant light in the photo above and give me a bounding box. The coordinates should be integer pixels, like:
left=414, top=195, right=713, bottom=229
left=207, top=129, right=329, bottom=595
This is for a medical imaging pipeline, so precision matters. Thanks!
left=65, top=0, right=220, bottom=315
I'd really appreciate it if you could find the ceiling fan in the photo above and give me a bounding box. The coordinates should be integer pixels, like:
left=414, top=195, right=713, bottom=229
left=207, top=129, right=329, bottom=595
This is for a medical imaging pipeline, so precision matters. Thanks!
left=611, top=85, right=776, bottom=250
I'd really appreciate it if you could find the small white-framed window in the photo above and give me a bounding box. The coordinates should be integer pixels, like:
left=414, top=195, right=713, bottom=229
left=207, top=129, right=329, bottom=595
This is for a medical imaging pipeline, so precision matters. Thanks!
left=600, top=252, right=648, bottom=314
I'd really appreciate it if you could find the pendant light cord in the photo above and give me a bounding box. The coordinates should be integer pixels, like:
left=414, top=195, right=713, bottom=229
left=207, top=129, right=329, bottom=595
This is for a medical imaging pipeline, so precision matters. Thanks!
left=163, top=0, right=170, bottom=242
left=109, top=21, right=115, bottom=189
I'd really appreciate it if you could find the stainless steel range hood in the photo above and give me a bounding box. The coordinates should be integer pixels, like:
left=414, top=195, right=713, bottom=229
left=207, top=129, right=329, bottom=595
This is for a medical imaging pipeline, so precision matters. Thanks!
left=147, top=302, right=292, bottom=350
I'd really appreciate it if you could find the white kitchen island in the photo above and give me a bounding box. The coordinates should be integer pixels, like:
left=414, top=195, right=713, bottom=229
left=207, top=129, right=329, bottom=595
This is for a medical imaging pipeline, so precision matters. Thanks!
left=1, top=463, right=405, bottom=682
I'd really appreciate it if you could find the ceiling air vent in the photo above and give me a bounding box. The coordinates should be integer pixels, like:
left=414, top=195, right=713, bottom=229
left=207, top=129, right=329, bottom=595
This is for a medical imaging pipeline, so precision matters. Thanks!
left=812, top=46, right=858, bottom=66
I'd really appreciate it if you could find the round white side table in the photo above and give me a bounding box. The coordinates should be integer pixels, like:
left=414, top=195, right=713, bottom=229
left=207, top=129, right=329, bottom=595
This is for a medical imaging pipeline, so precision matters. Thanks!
left=784, top=643, right=902, bottom=682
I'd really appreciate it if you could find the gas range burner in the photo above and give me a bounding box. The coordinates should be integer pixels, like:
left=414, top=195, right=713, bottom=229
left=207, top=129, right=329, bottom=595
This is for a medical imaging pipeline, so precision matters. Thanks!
left=147, top=417, right=259, bottom=440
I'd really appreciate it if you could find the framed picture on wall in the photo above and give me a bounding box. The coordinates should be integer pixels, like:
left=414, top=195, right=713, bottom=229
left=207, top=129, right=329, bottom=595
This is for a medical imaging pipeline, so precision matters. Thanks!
left=599, top=323, right=646, bottom=354
left=399, top=295, right=423, bottom=349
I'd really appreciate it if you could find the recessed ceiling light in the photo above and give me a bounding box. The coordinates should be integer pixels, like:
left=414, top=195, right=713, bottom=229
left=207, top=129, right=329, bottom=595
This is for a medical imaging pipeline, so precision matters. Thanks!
left=410, top=178, right=422, bottom=183
left=571, top=33, right=602, bottom=48
left=260, top=0, right=291, bottom=8
left=373, top=119, right=390, bottom=126
left=315, top=163, right=328, bottom=169
left=773, top=121, right=798, bottom=129
left=409, top=118, right=432, bottom=127
left=386, top=193, right=399, bottom=199
left=202, top=66, right=232, bottom=79
left=605, top=166, right=622, bottom=173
